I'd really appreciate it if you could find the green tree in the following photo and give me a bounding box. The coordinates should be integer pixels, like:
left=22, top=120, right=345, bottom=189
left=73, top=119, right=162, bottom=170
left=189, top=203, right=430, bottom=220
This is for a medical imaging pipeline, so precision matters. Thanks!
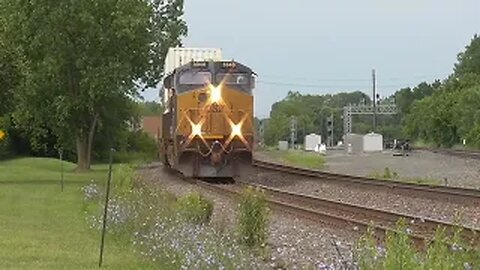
left=455, top=34, right=480, bottom=76
left=2, top=0, right=187, bottom=170
left=457, top=85, right=480, bottom=147
left=137, top=101, right=163, bottom=116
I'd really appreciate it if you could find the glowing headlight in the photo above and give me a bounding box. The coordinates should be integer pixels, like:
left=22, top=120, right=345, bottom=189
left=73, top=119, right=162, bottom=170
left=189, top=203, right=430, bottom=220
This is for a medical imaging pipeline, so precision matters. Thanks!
left=209, top=85, right=222, bottom=104
left=231, top=123, right=242, bottom=137
left=191, top=122, right=202, bottom=137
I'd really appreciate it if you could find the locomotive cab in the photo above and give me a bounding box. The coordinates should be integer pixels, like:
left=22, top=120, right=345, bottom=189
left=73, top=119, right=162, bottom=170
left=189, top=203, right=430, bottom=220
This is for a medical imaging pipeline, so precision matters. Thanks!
left=160, top=60, right=255, bottom=178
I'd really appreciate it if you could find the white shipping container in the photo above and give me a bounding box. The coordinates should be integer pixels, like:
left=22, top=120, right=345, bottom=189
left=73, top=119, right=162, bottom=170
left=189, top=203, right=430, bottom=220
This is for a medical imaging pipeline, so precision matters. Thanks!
left=363, top=133, right=383, bottom=152
left=163, top=47, right=222, bottom=78
left=162, top=47, right=223, bottom=111
left=304, top=133, right=322, bottom=151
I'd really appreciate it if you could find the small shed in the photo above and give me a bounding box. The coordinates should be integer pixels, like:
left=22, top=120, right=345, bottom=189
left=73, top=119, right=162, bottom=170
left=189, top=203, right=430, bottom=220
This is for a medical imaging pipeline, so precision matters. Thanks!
left=345, top=133, right=364, bottom=154
left=278, top=141, right=288, bottom=151
left=344, top=132, right=383, bottom=153
left=304, top=133, right=322, bottom=152
left=363, top=132, right=383, bottom=152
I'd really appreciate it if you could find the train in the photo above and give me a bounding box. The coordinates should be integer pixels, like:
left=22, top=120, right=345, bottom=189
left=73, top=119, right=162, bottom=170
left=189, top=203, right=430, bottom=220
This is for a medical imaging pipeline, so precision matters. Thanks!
left=159, top=48, right=255, bottom=178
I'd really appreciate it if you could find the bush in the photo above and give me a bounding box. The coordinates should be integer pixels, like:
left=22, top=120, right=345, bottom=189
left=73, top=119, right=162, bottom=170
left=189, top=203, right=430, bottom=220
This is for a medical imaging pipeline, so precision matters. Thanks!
left=176, top=192, right=214, bottom=224
left=237, top=186, right=269, bottom=248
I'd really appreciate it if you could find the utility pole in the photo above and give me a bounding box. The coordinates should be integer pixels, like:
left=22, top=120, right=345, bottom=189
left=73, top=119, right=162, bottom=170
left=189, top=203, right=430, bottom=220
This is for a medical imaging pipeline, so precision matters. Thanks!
left=290, top=116, right=296, bottom=149
left=372, top=69, right=377, bottom=132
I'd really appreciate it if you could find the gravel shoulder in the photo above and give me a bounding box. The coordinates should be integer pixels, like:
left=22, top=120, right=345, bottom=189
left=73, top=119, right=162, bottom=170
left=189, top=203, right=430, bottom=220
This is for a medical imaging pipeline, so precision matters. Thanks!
left=138, top=164, right=356, bottom=269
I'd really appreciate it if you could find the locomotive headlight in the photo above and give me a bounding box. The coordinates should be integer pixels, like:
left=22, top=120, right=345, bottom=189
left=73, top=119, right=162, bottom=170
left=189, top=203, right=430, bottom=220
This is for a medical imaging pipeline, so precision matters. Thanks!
left=191, top=122, right=203, bottom=137
left=231, top=123, right=242, bottom=137
left=209, top=84, right=222, bottom=104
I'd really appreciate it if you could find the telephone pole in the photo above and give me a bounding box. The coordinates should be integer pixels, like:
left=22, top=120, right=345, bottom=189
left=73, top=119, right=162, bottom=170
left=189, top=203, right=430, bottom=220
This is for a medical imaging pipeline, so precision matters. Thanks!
left=372, top=69, right=377, bottom=132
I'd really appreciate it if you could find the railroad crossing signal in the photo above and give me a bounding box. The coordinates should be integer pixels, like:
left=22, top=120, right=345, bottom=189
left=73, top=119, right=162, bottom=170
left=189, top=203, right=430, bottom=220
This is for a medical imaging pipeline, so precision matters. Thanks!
left=0, top=130, right=5, bottom=141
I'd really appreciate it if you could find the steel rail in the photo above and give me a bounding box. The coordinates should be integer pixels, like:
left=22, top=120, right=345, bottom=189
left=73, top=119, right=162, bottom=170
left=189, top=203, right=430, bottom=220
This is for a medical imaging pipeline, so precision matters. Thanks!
left=252, top=159, right=480, bottom=206
left=415, top=147, right=480, bottom=160
left=196, top=180, right=480, bottom=247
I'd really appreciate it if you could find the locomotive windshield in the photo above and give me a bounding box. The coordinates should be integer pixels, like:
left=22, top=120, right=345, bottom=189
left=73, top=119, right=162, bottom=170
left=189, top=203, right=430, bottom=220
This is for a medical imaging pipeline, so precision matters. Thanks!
left=178, top=71, right=212, bottom=85
left=216, top=73, right=248, bottom=85
left=216, top=73, right=251, bottom=93
left=174, top=61, right=254, bottom=94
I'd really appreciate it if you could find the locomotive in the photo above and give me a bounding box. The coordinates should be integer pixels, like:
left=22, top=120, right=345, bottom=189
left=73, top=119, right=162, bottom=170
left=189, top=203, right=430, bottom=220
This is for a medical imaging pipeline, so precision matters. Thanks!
left=159, top=52, right=255, bottom=178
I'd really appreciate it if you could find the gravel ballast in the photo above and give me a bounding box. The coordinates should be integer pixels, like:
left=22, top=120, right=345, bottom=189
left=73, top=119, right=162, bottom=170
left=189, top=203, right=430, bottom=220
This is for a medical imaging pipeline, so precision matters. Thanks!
left=323, top=150, right=480, bottom=189
left=251, top=151, right=480, bottom=230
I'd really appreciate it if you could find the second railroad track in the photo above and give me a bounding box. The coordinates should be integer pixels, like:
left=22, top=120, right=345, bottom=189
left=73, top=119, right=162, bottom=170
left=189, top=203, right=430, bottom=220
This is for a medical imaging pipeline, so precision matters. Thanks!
left=252, top=159, right=480, bottom=206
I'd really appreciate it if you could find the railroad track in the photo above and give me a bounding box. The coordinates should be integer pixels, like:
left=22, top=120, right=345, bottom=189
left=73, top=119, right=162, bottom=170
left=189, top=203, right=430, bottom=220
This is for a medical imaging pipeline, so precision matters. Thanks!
left=196, top=180, right=480, bottom=247
left=252, top=159, right=480, bottom=206
left=416, top=147, right=480, bottom=160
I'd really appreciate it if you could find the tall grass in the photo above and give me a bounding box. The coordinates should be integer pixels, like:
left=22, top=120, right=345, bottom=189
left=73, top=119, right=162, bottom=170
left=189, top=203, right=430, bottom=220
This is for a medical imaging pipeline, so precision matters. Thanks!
left=176, top=192, right=213, bottom=224
left=237, top=186, right=269, bottom=248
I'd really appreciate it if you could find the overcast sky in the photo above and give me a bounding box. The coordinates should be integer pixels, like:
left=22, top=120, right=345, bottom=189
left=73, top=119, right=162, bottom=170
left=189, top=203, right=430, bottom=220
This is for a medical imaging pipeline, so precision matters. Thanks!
left=142, top=0, right=480, bottom=117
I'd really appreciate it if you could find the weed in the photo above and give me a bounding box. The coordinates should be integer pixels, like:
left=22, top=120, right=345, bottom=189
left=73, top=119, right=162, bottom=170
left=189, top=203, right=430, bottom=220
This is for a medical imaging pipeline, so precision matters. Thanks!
left=383, top=219, right=418, bottom=270
left=237, top=186, right=269, bottom=248
left=355, top=227, right=383, bottom=270
left=369, top=167, right=441, bottom=185
left=176, top=192, right=213, bottom=224
left=356, top=219, right=480, bottom=270
left=113, top=164, right=136, bottom=195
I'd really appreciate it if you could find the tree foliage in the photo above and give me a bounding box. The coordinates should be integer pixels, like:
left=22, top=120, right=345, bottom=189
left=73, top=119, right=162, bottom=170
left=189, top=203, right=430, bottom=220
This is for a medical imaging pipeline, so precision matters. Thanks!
left=1, top=0, right=187, bottom=168
left=403, top=35, right=480, bottom=148
left=263, top=91, right=370, bottom=146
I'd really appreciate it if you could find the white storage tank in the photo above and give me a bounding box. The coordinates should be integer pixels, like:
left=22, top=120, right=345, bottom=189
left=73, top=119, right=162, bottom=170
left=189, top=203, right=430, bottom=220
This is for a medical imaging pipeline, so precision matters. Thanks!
left=304, top=133, right=322, bottom=152
left=363, top=132, right=383, bottom=152
left=345, top=133, right=363, bottom=154
left=278, top=141, right=288, bottom=151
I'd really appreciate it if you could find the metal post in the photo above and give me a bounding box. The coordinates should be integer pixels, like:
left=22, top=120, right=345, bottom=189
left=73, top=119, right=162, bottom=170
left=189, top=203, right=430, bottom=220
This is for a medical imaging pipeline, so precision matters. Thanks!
left=99, top=149, right=114, bottom=267
left=330, top=113, right=334, bottom=147
left=59, top=149, right=64, bottom=192
left=290, top=116, right=296, bottom=149
left=372, top=69, right=377, bottom=132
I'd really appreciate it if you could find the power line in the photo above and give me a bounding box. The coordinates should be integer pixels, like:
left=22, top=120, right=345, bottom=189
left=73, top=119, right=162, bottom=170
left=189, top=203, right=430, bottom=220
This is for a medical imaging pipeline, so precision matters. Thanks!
left=260, top=74, right=369, bottom=82
left=260, top=73, right=443, bottom=82
left=256, top=80, right=416, bottom=89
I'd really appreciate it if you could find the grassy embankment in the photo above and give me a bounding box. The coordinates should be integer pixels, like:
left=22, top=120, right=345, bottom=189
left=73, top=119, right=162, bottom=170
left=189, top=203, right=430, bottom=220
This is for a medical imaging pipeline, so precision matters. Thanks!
left=0, top=157, right=152, bottom=270
left=261, top=149, right=326, bottom=169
